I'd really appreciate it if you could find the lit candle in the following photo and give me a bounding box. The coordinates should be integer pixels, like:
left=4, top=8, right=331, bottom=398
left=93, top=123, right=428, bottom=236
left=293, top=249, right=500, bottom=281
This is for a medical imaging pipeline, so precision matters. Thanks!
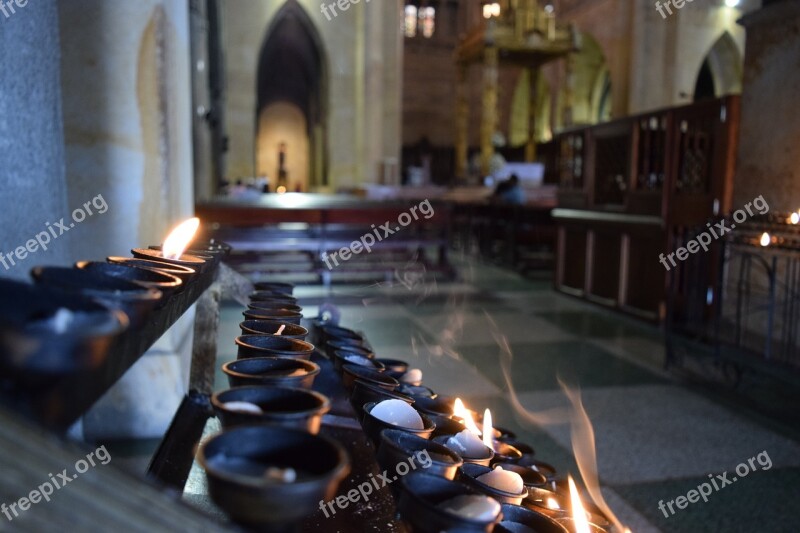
left=446, top=429, right=491, bottom=457
left=370, top=399, right=424, bottom=430
left=760, top=232, right=771, bottom=247
left=162, top=217, right=201, bottom=259
left=400, top=368, right=423, bottom=384
left=453, top=398, right=481, bottom=435
left=476, top=465, right=524, bottom=494
left=439, top=494, right=501, bottom=521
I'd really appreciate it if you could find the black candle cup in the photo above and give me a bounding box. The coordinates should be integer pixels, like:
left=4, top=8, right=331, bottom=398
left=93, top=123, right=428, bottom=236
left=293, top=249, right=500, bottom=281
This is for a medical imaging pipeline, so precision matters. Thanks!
left=376, top=358, right=410, bottom=379
left=31, top=266, right=162, bottom=329
left=362, top=401, right=435, bottom=446
left=332, top=350, right=385, bottom=375
left=378, top=429, right=463, bottom=481
left=516, top=458, right=558, bottom=481
left=243, top=308, right=303, bottom=325
left=457, top=463, right=529, bottom=505
left=523, top=486, right=573, bottom=520
left=236, top=335, right=315, bottom=360
left=341, top=364, right=399, bottom=394
left=504, top=440, right=535, bottom=457
left=349, top=380, right=414, bottom=421
left=248, top=301, right=303, bottom=313
left=490, top=441, right=523, bottom=464
left=222, top=357, right=320, bottom=389
left=492, top=427, right=517, bottom=443
left=496, top=504, right=569, bottom=533
left=212, top=386, right=330, bottom=433
left=398, top=472, right=502, bottom=533
left=76, top=261, right=182, bottom=301
left=107, top=256, right=196, bottom=284
left=198, top=425, right=349, bottom=529
left=147, top=245, right=221, bottom=269
left=249, top=291, right=298, bottom=304
left=427, top=414, right=468, bottom=439
left=253, top=281, right=295, bottom=295
left=489, top=463, right=548, bottom=489
left=413, top=396, right=462, bottom=418
left=325, top=338, right=370, bottom=359
left=398, top=383, right=437, bottom=398
left=0, top=279, right=128, bottom=373
left=188, top=239, right=233, bottom=255
left=319, top=324, right=364, bottom=347
left=433, top=435, right=494, bottom=467
left=131, top=248, right=209, bottom=273
left=238, top=320, right=308, bottom=341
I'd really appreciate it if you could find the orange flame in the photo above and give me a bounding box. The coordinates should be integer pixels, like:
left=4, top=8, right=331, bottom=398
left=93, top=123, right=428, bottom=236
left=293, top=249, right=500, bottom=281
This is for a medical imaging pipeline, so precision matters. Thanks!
left=760, top=232, right=771, bottom=247
left=482, top=409, right=493, bottom=449
left=453, top=398, right=481, bottom=436
left=568, top=476, right=592, bottom=533
left=162, top=218, right=200, bottom=260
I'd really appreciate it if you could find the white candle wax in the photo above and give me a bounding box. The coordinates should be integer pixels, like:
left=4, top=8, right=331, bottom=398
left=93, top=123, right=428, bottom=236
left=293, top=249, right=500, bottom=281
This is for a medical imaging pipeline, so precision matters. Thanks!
left=439, top=494, right=501, bottom=521
left=446, top=429, right=491, bottom=457
left=400, top=368, right=423, bottom=384
left=371, top=399, right=424, bottom=430
left=224, top=401, right=264, bottom=415
left=476, top=466, right=524, bottom=494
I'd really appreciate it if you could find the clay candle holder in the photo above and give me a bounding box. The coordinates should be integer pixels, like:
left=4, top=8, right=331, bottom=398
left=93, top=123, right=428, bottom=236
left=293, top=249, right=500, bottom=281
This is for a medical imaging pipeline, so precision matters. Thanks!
left=332, top=350, right=385, bottom=375
left=457, top=463, right=529, bottom=505
left=319, top=324, right=364, bottom=349
left=242, top=308, right=303, bottom=325
left=212, top=385, right=330, bottom=433
left=31, top=266, right=162, bottom=329
left=198, top=425, right=349, bottom=529
left=0, top=279, right=128, bottom=373
left=249, top=291, right=298, bottom=304
left=238, top=320, right=309, bottom=341
left=341, top=364, right=399, bottom=393
left=76, top=261, right=182, bottom=301
left=378, top=429, right=463, bottom=481
left=248, top=301, right=303, bottom=313
left=107, top=256, right=197, bottom=284
left=131, top=247, right=208, bottom=273
left=326, top=339, right=373, bottom=359
left=397, top=472, right=502, bottom=532
left=253, top=281, right=295, bottom=295
left=235, top=335, right=315, bottom=360
left=222, top=357, right=320, bottom=389
left=496, top=504, right=569, bottom=533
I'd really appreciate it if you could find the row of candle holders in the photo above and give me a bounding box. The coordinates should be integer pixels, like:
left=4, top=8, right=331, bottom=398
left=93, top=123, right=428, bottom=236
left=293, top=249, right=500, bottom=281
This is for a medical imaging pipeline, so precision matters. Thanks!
left=0, top=241, right=229, bottom=375
left=196, top=282, right=612, bottom=533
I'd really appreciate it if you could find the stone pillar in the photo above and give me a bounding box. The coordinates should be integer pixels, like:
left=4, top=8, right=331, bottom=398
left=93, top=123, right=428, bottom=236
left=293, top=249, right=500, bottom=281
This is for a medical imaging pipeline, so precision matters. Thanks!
left=733, top=1, right=800, bottom=210
left=526, top=67, right=540, bottom=162
left=455, top=64, right=470, bottom=181
left=0, top=0, right=71, bottom=279
left=58, top=0, right=196, bottom=440
left=481, top=45, right=499, bottom=176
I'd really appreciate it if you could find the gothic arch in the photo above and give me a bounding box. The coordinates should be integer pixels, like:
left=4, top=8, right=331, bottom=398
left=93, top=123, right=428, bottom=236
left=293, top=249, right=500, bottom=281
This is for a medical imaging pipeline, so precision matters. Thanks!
left=694, top=32, right=743, bottom=101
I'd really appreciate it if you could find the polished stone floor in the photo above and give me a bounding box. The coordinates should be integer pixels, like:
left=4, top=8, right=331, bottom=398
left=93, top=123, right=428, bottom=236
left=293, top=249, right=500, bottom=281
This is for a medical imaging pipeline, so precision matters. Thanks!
left=221, top=259, right=800, bottom=533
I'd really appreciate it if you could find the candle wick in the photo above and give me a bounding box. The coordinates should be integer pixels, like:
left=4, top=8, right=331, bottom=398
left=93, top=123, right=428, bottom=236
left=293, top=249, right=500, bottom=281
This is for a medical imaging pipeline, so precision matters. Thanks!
left=276, top=325, right=286, bottom=336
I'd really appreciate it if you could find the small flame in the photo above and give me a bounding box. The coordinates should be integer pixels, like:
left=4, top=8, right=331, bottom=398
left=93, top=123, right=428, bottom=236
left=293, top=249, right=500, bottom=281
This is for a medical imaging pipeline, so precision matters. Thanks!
left=568, top=476, right=592, bottom=533
left=162, top=218, right=200, bottom=260
left=454, top=398, right=481, bottom=436
left=276, top=186, right=287, bottom=195
left=790, top=213, right=799, bottom=225
left=482, top=409, right=493, bottom=449
left=760, top=232, right=771, bottom=247
left=546, top=497, right=561, bottom=510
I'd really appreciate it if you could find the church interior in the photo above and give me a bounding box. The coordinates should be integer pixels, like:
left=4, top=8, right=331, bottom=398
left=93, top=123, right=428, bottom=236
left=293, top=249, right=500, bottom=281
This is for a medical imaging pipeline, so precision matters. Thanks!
left=0, top=0, right=798, bottom=531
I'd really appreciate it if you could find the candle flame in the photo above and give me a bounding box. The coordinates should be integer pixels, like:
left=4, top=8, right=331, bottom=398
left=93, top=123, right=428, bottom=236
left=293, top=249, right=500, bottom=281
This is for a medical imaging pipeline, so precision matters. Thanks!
left=760, top=232, right=771, bottom=247
left=454, top=398, right=481, bottom=436
left=162, top=218, right=200, bottom=260
left=482, top=408, right=493, bottom=449
left=276, top=186, right=287, bottom=195
left=276, top=324, right=286, bottom=336
left=790, top=213, right=799, bottom=225
left=546, top=497, right=560, bottom=510
left=568, top=476, right=592, bottom=533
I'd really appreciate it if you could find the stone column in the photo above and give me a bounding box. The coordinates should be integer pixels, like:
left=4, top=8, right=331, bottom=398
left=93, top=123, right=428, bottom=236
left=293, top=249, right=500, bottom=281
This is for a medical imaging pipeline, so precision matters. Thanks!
left=481, top=45, right=499, bottom=176
left=455, top=64, right=470, bottom=181
left=0, top=0, right=71, bottom=279
left=733, top=1, right=800, bottom=210
left=526, top=67, right=540, bottom=162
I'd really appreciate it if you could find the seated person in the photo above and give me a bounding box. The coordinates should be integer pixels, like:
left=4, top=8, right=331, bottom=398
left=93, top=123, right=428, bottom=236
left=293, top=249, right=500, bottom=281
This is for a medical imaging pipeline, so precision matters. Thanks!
left=492, top=174, right=525, bottom=205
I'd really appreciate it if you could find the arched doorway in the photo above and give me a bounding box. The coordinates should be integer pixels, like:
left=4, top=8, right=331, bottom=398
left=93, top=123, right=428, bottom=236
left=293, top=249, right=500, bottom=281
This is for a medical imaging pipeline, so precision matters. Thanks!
left=555, top=32, right=611, bottom=128
left=256, top=0, right=327, bottom=191
left=693, top=32, right=743, bottom=102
